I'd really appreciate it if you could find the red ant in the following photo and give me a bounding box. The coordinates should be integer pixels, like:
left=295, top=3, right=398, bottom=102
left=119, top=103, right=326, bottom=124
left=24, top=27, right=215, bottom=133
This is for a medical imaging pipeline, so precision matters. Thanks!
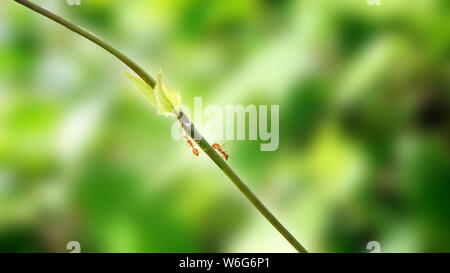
left=212, top=143, right=229, bottom=160
left=184, top=134, right=199, bottom=156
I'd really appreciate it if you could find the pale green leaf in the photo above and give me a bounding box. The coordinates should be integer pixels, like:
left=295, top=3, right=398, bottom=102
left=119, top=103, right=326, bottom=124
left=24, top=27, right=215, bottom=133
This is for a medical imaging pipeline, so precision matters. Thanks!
left=123, top=72, right=157, bottom=107
left=154, top=70, right=181, bottom=117
left=124, top=70, right=181, bottom=117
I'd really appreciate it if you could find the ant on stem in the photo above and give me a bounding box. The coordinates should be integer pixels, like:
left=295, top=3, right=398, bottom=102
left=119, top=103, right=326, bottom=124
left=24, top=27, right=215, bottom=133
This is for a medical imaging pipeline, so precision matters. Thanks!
left=184, top=134, right=199, bottom=156
left=212, top=143, right=229, bottom=160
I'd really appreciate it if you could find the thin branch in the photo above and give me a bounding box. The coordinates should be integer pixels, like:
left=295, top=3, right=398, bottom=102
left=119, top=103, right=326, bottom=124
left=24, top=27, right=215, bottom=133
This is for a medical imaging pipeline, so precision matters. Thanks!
left=14, top=0, right=156, bottom=89
left=14, top=0, right=308, bottom=253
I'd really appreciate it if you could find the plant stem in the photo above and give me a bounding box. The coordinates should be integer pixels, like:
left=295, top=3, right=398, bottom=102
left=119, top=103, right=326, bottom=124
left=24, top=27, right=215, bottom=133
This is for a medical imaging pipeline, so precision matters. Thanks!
left=14, top=0, right=156, bottom=89
left=15, top=0, right=308, bottom=253
left=178, top=113, right=308, bottom=253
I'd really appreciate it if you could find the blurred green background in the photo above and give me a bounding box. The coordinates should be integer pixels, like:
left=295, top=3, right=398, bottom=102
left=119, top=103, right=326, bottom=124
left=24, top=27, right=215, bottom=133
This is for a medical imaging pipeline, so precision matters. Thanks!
left=0, top=0, right=449, bottom=252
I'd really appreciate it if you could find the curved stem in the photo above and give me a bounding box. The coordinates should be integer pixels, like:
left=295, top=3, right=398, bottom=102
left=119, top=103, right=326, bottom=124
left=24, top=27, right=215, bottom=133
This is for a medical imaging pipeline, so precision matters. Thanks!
left=14, top=0, right=156, bottom=89
left=14, top=0, right=308, bottom=253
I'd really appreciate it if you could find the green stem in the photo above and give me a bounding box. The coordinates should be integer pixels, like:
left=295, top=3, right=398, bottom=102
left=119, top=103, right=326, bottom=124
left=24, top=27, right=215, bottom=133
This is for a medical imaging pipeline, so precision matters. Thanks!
left=15, top=0, right=308, bottom=253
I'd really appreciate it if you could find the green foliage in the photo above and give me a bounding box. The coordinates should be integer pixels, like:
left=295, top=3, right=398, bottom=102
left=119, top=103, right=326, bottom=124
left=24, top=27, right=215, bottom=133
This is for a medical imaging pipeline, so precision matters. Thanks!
left=3, top=0, right=449, bottom=253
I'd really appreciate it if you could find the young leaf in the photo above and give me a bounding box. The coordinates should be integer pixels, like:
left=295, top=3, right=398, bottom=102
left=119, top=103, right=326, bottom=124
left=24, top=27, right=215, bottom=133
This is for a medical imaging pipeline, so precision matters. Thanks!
left=124, top=72, right=157, bottom=108
left=154, top=70, right=181, bottom=117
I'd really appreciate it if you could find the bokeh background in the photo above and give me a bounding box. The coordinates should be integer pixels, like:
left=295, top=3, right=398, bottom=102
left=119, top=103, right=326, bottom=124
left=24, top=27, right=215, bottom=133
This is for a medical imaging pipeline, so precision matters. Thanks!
left=0, top=0, right=449, bottom=252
